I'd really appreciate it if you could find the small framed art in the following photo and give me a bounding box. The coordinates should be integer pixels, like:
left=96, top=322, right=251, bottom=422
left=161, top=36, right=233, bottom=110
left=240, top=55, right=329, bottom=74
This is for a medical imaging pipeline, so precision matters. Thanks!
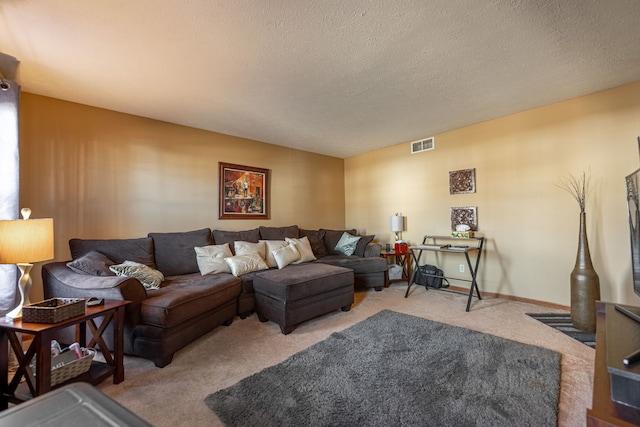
left=451, top=206, right=477, bottom=231
left=449, top=168, right=476, bottom=194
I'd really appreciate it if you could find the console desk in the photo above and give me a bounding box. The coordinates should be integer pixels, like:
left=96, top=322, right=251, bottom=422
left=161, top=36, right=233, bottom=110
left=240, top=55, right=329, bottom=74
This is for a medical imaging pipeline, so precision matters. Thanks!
left=407, top=235, right=484, bottom=312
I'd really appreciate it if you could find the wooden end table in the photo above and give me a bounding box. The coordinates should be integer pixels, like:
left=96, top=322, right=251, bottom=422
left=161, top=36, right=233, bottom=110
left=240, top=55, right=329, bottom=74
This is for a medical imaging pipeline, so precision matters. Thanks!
left=586, top=302, right=640, bottom=426
left=0, top=299, right=130, bottom=410
left=381, top=250, right=412, bottom=287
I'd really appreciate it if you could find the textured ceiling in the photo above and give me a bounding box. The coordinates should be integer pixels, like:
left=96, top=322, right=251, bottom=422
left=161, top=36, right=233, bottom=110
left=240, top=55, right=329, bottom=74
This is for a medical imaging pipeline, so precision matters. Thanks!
left=1, top=1, right=640, bottom=158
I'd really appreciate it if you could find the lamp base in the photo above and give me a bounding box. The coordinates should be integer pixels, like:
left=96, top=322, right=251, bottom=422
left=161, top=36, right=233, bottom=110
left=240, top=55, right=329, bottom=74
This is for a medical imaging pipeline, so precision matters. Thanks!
left=5, top=263, right=33, bottom=320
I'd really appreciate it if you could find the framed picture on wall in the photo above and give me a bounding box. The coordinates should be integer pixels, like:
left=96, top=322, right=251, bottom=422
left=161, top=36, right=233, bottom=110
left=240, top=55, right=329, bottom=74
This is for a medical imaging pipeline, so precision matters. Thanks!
left=449, top=168, right=476, bottom=194
left=219, top=162, right=270, bottom=219
left=451, top=206, right=477, bottom=231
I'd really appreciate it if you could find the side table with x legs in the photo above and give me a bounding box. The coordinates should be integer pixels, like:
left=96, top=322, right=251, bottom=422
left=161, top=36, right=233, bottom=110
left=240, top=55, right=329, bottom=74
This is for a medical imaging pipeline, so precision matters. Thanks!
left=0, top=299, right=130, bottom=410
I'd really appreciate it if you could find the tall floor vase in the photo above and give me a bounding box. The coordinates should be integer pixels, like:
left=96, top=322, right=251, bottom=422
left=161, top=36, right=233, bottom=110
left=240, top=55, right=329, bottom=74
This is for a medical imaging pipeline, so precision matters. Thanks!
left=570, top=212, right=601, bottom=333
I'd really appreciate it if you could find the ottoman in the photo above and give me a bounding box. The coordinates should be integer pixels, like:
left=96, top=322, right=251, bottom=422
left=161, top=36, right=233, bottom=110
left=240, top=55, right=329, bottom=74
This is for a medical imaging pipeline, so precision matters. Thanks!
left=253, top=263, right=354, bottom=334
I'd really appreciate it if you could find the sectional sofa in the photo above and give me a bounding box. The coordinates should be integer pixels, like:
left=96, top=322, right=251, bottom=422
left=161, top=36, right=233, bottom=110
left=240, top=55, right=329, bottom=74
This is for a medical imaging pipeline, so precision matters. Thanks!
left=42, top=226, right=387, bottom=367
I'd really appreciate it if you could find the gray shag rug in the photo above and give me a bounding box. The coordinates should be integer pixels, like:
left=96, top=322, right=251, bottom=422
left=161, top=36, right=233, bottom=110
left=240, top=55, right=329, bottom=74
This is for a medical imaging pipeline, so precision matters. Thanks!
left=205, top=310, right=561, bottom=427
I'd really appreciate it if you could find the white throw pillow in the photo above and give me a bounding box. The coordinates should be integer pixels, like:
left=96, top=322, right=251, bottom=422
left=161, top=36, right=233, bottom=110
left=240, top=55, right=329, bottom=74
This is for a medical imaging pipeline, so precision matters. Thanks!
left=259, top=240, right=289, bottom=268
left=272, top=243, right=301, bottom=269
left=285, top=236, right=317, bottom=264
left=224, top=253, right=269, bottom=276
left=234, top=241, right=266, bottom=260
left=194, top=243, right=233, bottom=275
left=109, top=261, right=164, bottom=290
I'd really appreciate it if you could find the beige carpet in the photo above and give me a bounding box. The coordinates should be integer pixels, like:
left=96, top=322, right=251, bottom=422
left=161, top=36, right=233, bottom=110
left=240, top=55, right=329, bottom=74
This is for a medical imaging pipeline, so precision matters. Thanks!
left=97, top=285, right=594, bottom=427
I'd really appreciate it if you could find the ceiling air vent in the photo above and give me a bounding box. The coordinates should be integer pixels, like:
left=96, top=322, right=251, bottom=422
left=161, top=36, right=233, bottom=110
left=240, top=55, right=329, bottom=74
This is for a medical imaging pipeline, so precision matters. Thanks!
left=410, top=137, right=434, bottom=154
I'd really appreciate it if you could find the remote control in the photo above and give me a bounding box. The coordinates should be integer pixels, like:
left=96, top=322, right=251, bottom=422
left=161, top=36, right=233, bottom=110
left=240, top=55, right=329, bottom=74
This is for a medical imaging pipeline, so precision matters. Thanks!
left=623, top=348, right=640, bottom=366
left=86, top=297, right=104, bottom=307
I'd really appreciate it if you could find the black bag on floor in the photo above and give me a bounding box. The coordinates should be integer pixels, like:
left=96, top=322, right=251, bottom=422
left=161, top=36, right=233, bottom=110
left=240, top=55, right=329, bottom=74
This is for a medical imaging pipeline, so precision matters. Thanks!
left=416, top=264, right=449, bottom=289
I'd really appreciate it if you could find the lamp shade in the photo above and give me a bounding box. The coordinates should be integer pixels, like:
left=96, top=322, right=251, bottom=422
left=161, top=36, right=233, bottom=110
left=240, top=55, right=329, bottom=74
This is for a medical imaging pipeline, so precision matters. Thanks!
left=390, top=215, right=403, bottom=233
left=0, top=218, right=54, bottom=264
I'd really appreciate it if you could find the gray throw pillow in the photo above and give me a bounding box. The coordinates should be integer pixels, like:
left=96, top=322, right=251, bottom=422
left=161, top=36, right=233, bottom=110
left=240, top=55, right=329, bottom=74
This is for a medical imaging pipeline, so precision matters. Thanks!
left=66, top=250, right=115, bottom=276
left=69, top=237, right=156, bottom=269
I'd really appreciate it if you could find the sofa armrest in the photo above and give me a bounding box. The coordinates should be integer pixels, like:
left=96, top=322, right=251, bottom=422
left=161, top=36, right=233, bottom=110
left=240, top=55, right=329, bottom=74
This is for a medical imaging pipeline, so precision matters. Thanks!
left=42, top=262, right=148, bottom=308
left=42, top=261, right=148, bottom=354
left=363, top=243, right=382, bottom=258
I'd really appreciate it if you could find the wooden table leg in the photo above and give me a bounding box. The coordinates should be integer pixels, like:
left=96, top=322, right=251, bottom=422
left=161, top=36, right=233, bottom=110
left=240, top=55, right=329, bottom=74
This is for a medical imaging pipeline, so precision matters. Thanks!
left=1, top=330, right=8, bottom=410
left=113, top=305, right=125, bottom=384
left=35, top=334, right=52, bottom=396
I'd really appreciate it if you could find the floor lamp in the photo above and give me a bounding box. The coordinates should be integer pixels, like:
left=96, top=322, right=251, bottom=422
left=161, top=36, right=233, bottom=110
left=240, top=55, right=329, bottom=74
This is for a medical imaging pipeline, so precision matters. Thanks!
left=0, top=208, right=54, bottom=320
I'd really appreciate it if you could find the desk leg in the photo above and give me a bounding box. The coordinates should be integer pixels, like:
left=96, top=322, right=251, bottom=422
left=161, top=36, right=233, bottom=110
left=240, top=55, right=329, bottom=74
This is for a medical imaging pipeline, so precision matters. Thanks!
left=405, top=250, right=424, bottom=298
left=402, top=254, right=412, bottom=283
left=465, top=253, right=482, bottom=312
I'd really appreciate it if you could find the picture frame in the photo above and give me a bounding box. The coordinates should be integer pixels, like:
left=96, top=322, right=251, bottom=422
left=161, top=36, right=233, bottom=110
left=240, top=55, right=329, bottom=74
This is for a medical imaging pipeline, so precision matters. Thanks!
left=451, top=206, right=477, bottom=231
left=219, top=162, right=270, bottom=219
left=449, top=168, right=476, bottom=194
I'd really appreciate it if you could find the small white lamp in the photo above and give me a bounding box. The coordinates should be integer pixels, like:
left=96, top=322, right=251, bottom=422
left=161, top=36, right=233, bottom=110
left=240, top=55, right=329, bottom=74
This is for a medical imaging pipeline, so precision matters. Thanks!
left=0, top=208, right=54, bottom=320
left=390, top=214, right=404, bottom=242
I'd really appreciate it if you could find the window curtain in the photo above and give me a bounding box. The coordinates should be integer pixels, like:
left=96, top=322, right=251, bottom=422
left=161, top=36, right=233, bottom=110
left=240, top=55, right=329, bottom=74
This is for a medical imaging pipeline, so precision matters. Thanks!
left=0, top=80, right=20, bottom=316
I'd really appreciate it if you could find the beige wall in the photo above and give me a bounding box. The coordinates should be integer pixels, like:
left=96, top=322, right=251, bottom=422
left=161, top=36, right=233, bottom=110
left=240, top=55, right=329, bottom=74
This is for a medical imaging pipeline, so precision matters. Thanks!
left=346, top=81, right=640, bottom=307
left=19, top=93, right=346, bottom=301
left=18, top=82, right=640, bottom=307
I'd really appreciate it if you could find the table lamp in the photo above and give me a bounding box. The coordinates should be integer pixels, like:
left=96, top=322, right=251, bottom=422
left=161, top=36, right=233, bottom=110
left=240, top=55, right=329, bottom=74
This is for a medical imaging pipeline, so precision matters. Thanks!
left=0, top=208, right=54, bottom=320
left=390, top=214, right=404, bottom=242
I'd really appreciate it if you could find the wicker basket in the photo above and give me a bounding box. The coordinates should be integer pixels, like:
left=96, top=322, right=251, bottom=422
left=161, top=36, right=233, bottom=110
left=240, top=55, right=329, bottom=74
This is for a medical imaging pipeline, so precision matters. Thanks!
left=31, top=347, right=96, bottom=387
left=22, top=298, right=85, bottom=323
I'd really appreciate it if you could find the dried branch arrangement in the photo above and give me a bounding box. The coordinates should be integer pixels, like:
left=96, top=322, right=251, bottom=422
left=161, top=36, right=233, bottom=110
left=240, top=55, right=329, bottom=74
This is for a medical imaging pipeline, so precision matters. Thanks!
left=555, top=170, right=595, bottom=213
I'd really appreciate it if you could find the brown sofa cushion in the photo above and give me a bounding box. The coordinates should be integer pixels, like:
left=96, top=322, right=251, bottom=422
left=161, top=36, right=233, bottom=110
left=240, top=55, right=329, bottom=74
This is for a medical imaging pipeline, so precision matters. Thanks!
left=141, top=273, right=240, bottom=328
left=354, top=235, right=375, bottom=257
left=212, top=228, right=260, bottom=254
left=318, top=254, right=387, bottom=274
left=299, top=229, right=326, bottom=258
left=69, top=237, right=156, bottom=269
left=259, top=225, right=299, bottom=240
left=149, top=228, right=213, bottom=276
left=253, top=263, right=353, bottom=301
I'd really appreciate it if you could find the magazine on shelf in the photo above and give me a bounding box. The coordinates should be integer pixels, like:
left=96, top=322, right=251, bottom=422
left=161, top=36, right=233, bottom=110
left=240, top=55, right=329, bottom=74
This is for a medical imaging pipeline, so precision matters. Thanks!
left=419, top=244, right=450, bottom=250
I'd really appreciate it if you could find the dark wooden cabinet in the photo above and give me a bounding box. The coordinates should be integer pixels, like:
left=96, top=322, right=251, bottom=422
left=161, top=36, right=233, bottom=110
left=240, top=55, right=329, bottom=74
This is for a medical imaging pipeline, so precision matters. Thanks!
left=586, top=302, right=640, bottom=426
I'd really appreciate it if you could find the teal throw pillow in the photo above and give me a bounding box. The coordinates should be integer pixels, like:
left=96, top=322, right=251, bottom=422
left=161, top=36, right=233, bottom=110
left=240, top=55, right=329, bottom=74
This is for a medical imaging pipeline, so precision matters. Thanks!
left=334, top=232, right=361, bottom=256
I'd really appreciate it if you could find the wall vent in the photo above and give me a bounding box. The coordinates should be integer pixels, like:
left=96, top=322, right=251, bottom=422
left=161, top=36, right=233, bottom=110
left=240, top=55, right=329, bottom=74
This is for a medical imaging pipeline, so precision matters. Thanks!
left=410, top=136, right=434, bottom=154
